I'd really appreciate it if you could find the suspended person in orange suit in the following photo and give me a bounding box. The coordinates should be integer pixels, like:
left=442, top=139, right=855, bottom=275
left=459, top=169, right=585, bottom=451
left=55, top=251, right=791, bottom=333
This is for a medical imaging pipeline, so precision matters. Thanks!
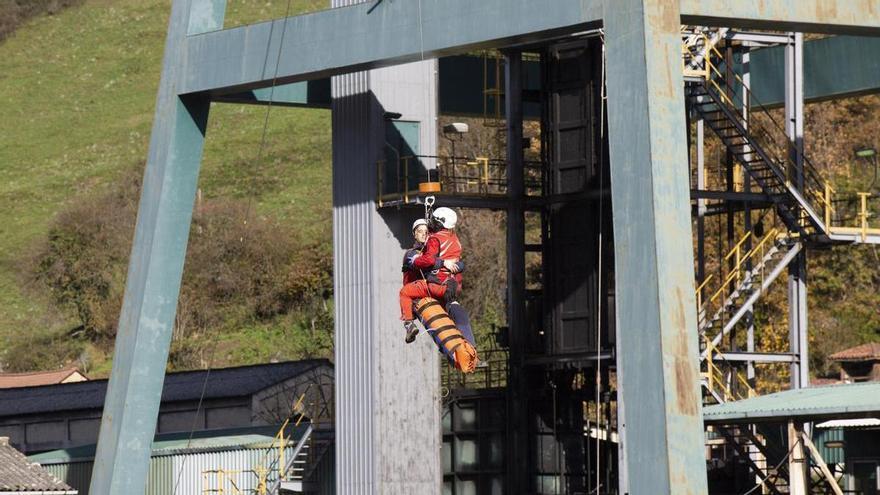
left=400, top=212, right=477, bottom=371
left=399, top=208, right=471, bottom=342
left=401, top=218, right=476, bottom=348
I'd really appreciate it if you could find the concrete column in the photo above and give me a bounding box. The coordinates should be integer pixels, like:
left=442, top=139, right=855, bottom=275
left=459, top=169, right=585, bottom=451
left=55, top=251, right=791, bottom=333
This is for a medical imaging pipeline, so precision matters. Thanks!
left=89, top=0, right=218, bottom=493
left=331, top=59, right=440, bottom=495
left=603, top=0, right=708, bottom=493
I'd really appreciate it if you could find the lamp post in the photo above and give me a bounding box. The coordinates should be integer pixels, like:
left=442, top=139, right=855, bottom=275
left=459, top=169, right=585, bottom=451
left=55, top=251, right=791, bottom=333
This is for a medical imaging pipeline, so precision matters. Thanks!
left=855, top=147, right=877, bottom=190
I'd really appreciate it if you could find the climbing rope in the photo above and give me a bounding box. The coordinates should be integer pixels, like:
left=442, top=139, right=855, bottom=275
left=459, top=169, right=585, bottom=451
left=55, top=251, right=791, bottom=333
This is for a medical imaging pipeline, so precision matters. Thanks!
left=172, top=0, right=294, bottom=492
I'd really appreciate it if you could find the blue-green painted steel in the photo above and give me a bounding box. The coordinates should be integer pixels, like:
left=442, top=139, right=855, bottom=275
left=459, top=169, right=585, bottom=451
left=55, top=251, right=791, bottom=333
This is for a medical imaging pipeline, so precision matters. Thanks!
left=680, top=0, right=880, bottom=35
left=603, top=0, right=708, bottom=493
left=178, top=0, right=602, bottom=95
left=703, top=382, right=880, bottom=423
left=88, top=1, right=218, bottom=494
left=175, top=0, right=880, bottom=97
left=751, top=36, right=880, bottom=107
left=94, top=0, right=880, bottom=492
left=187, top=0, right=226, bottom=35
left=176, top=0, right=880, bottom=97
left=223, top=39, right=880, bottom=113
left=214, top=80, right=331, bottom=108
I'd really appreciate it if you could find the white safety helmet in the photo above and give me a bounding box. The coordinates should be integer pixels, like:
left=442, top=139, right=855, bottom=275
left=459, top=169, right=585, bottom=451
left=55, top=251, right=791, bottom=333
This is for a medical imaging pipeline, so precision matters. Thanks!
left=431, top=207, right=458, bottom=229
left=412, top=218, right=428, bottom=232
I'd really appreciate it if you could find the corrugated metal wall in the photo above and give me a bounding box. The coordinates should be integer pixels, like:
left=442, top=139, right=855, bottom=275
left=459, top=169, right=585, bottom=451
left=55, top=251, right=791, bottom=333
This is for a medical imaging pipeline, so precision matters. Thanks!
left=331, top=64, right=376, bottom=495
left=45, top=462, right=93, bottom=493
left=815, top=427, right=845, bottom=465
left=41, top=446, right=302, bottom=495
left=330, top=0, right=441, bottom=489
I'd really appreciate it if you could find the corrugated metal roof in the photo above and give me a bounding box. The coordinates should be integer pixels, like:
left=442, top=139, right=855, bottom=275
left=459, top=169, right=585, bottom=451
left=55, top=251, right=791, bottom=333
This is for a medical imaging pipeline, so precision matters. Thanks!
left=816, top=418, right=880, bottom=429
left=0, top=360, right=328, bottom=418
left=703, top=382, right=880, bottom=423
left=28, top=425, right=308, bottom=464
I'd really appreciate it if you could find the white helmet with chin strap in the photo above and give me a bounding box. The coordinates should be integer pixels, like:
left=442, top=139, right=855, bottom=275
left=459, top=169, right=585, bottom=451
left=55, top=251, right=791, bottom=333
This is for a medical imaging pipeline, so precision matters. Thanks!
left=431, top=207, right=458, bottom=229
left=412, top=218, right=428, bottom=232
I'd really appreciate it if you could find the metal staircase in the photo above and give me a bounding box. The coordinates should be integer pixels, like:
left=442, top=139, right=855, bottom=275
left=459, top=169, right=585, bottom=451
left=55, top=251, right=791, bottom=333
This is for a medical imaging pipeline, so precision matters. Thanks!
left=683, top=33, right=825, bottom=404
left=695, top=226, right=802, bottom=403
left=688, top=81, right=829, bottom=239
left=714, top=425, right=791, bottom=495
left=684, top=35, right=832, bottom=240
left=275, top=424, right=334, bottom=494
left=697, top=228, right=802, bottom=354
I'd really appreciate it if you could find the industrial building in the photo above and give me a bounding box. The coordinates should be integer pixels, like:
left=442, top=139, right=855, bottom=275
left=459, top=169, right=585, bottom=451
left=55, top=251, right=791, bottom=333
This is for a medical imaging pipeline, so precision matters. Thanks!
left=29, top=426, right=334, bottom=495
left=62, top=0, right=880, bottom=494
left=0, top=360, right=332, bottom=455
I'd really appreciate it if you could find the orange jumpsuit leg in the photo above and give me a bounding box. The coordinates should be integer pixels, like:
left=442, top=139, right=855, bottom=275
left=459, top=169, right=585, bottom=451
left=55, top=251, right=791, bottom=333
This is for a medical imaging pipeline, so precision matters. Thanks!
left=399, top=280, right=447, bottom=321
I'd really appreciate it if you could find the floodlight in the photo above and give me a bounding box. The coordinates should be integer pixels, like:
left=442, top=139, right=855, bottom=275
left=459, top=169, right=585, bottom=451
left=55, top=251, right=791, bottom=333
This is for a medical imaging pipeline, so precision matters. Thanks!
left=443, top=123, right=469, bottom=135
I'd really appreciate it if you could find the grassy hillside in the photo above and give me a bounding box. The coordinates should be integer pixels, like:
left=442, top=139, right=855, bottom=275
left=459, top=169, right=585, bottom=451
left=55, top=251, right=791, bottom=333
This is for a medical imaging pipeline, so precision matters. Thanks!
left=2, top=0, right=879, bottom=386
left=0, top=0, right=333, bottom=375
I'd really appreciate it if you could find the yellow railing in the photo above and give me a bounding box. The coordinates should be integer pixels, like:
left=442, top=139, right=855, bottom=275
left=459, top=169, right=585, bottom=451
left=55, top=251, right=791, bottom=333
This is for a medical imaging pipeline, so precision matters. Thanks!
left=823, top=184, right=880, bottom=240
left=202, top=469, right=245, bottom=495
left=702, top=337, right=756, bottom=402
left=695, top=226, right=780, bottom=317
left=202, top=392, right=309, bottom=495
left=681, top=31, right=713, bottom=79
left=687, top=37, right=846, bottom=237
left=376, top=154, right=544, bottom=205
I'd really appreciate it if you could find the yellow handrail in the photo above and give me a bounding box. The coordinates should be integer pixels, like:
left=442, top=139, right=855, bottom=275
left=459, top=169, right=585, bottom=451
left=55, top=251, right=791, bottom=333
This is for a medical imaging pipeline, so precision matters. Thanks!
left=202, top=392, right=309, bottom=495
left=859, top=192, right=871, bottom=241
left=202, top=469, right=244, bottom=495
left=477, top=157, right=490, bottom=191
left=702, top=227, right=779, bottom=309
left=703, top=336, right=756, bottom=401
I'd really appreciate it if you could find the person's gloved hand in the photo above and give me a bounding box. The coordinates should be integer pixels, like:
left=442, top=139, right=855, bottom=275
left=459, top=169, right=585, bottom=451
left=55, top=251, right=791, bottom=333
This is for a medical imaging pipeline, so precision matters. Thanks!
left=443, top=259, right=460, bottom=273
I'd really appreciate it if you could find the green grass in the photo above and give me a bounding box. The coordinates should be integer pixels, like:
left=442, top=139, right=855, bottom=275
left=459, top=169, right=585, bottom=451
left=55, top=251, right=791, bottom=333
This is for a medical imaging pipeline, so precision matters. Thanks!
left=0, top=0, right=332, bottom=374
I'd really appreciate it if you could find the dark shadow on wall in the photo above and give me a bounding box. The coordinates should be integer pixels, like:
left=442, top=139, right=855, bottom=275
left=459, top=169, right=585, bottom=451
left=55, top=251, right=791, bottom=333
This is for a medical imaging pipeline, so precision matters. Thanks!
left=331, top=88, right=430, bottom=250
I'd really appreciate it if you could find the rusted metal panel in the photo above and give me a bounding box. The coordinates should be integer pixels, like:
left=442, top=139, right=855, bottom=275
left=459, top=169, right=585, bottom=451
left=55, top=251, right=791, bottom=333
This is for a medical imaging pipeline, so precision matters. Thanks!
left=603, top=0, right=708, bottom=493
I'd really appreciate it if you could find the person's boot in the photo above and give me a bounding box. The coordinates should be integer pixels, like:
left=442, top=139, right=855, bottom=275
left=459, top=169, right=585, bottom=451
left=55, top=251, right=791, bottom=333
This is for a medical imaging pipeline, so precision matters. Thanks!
left=404, top=320, right=420, bottom=344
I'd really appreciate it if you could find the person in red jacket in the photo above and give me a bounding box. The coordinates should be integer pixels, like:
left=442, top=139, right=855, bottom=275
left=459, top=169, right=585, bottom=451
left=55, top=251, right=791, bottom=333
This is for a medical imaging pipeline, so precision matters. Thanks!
left=399, top=207, right=463, bottom=343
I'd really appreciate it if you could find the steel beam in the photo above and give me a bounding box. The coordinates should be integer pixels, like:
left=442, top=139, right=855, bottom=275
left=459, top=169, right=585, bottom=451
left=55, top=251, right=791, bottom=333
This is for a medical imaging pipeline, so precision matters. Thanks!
left=716, top=351, right=798, bottom=363
left=178, top=0, right=880, bottom=96
left=504, top=49, right=529, bottom=492
left=680, top=0, right=880, bottom=35
left=690, top=190, right=774, bottom=202
left=786, top=33, right=810, bottom=390
left=88, top=0, right=217, bottom=493
left=212, top=80, right=331, bottom=108
left=788, top=421, right=809, bottom=495
left=751, top=36, right=880, bottom=107
left=179, top=0, right=602, bottom=95
left=604, top=0, right=707, bottom=493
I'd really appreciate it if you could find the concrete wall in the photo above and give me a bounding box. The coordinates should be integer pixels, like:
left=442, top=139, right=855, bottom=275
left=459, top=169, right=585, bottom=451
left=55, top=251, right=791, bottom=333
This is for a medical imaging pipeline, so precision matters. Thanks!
left=331, top=57, right=441, bottom=493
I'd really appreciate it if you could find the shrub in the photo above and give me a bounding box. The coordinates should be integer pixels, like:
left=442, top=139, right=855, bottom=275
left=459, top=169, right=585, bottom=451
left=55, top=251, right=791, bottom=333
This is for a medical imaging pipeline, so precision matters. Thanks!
left=31, top=168, right=333, bottom=350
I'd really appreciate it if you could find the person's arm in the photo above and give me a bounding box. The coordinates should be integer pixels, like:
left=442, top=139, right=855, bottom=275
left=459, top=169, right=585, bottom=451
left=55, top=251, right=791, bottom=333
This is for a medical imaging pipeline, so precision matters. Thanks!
left=402, top=248, right=421, bottom=272
left=413, top=237, right=440, bottom=269
left=442, top=259, right=464, bottom=273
